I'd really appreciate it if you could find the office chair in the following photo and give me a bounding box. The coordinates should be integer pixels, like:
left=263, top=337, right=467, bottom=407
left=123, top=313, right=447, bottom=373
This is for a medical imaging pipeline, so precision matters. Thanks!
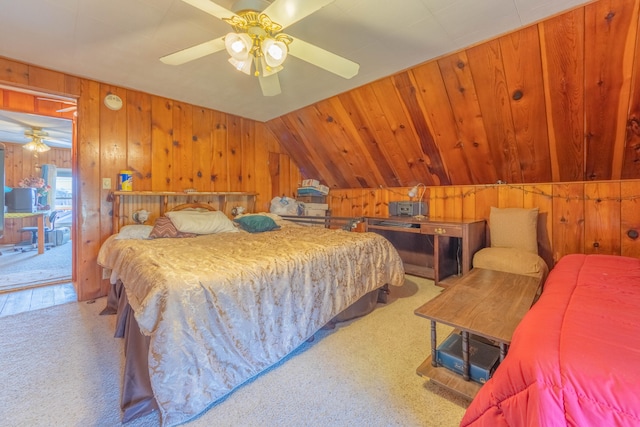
left=16, top=210, right=61, bottom=253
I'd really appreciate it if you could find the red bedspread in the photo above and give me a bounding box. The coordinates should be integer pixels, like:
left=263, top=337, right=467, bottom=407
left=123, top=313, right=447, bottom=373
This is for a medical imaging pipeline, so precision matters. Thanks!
left=461, top=254, right=640, bottom=427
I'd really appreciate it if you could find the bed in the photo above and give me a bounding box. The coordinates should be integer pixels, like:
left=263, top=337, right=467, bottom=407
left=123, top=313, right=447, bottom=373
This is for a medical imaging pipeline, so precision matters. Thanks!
left=97, top=205, right=405, bottom=426
left=460, top=254, right=640, bottom=426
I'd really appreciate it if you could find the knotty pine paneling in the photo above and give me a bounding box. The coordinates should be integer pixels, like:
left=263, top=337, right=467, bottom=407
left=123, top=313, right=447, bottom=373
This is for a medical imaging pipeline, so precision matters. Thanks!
left=465, top=40, right=521, bottom=184
left=76, top=79, right=102, bottom=298
left=621, top=181, right=640, bottom=257
left=126, top=91, right=153, bottom=191
left=552, top=183, right=585, bottom=261
left=192, top=106, right=213, bottom=192
left=267, top=0, right=640, bottom=189
left=372, top=77, right=441, bottom=186
left=227, top=115, right=243, bottom=191
left=438, top=52, right=497, bottom=185
left=212, top=110, right=230, bottom=191
left=0, top=142, right=71, bottom=189
left=584, top=181, right=621, bottom=254
left=584, top=0, right=639, bottom=181
left=99, top=85, right=127, bottom=244
left=172, top=102, right=194, bottom=191
left=330, top=179, right=640, bottom=266
left=540, top=8, right=585, bottom=182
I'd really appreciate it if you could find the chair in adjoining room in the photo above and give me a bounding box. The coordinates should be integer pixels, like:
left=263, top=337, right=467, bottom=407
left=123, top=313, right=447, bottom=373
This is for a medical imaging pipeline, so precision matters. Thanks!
left=15, top=210, right=61, bottom=253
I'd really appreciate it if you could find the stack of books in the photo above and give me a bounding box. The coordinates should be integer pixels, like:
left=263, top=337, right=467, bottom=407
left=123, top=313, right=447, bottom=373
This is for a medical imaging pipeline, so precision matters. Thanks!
left=297, top=179, right=329, bottom=197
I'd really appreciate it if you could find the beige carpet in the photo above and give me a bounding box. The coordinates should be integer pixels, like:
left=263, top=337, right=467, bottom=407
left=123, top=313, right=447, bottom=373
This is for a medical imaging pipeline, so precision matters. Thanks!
left=0, top=275, right=468, bottom=427
left=0, top=241, right=72, bottom=291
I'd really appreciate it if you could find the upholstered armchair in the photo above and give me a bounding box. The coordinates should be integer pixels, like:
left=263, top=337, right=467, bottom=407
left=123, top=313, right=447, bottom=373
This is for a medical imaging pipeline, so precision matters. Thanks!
left=472, top=207, right=549, bottom=282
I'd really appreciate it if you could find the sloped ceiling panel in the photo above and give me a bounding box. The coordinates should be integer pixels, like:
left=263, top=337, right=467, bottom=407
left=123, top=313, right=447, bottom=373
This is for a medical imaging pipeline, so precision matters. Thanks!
left=267, top=0, right=640, bottom=189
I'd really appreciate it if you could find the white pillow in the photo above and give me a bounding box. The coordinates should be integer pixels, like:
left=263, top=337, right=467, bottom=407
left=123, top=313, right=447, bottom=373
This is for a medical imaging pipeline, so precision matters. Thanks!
left=115, top=225, right=153, bottom=240
left=165, top=210, right=238, bottom=234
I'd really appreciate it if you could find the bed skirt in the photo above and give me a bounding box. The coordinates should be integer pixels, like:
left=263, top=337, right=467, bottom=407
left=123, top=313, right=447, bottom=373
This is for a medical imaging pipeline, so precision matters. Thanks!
left=102, top=281, right=158, bottom=421
left=102, top=280, right=388, bottom=422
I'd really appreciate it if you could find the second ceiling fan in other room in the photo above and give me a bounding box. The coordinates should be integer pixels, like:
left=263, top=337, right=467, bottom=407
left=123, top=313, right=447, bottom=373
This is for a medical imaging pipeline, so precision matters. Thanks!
left=37, top=97, right=77, bottom=116
left=160, top=0, right=359, bottom=96
left=23, top=127, right=51, bottom=153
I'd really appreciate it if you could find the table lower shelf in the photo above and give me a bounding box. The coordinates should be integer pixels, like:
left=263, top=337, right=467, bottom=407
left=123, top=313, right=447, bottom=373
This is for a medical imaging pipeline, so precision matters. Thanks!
left=416, top=355, right=482, bottom=400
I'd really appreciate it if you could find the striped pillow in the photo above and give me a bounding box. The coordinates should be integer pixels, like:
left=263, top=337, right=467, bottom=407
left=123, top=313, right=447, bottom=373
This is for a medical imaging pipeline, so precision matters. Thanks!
left=148, top=216, right=197, bottom=239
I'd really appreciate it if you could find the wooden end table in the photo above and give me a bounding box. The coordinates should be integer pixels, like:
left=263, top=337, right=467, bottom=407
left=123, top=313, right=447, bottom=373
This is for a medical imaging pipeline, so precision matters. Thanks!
left=414, top=268, right=542, bottom=399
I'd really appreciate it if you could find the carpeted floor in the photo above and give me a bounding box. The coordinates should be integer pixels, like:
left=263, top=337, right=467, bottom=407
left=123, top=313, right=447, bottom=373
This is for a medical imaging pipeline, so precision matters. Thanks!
left=0, top=275, right=469, bottom=427
left=0, top=241, right=72, bottom=291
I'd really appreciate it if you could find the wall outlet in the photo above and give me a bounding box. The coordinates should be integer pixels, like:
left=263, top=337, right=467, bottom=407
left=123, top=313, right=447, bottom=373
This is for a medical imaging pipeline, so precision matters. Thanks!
left=102, top=178, right=111, bottom=190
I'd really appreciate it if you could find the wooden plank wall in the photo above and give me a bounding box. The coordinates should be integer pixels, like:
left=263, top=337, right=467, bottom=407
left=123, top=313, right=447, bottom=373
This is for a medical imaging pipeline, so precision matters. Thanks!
left=0, top=65, right=302, bottom=301
left=1, top=141, right=72, bottom=187
left=329, top=180, right=640, bottom=267
left=266, top=0, right=640, bottom=189
left=0, top=142, right=72, bottom=244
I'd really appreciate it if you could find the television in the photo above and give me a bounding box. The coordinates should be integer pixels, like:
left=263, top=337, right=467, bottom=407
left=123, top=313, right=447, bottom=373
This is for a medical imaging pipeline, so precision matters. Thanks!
left=5, top=187, right=37, bottom=213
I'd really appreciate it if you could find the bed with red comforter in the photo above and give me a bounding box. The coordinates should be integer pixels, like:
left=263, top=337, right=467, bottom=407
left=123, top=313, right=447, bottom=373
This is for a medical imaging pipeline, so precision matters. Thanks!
left=461, top=254, right=640, bottom=426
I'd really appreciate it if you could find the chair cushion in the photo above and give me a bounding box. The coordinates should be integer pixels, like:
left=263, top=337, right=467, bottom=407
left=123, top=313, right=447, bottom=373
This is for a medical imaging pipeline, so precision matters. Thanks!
left=489, top=207, right=539, bottom=254
left=473, top=247, right=548, bottom=279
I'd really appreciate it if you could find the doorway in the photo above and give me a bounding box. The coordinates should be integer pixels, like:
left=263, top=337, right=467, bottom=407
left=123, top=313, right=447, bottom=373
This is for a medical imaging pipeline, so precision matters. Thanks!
left=0, top=93, right=76, bottom=295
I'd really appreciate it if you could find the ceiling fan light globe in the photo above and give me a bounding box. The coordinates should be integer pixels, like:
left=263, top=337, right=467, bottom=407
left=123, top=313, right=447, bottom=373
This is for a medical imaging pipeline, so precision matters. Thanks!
left=23, top=140, right=50, bottom=153
left=37, top=143, right=51, bottom=153
left=231, top=40, right=245, bottom=53
left=224, top=32, right=252, bottom=60
left=259, top=56, right=283, bottom=76
left=267, top=44, right=283, bottom=61
left=262, top=38, right=287, bottom=67
left=228, top=57, right=253, bottom=75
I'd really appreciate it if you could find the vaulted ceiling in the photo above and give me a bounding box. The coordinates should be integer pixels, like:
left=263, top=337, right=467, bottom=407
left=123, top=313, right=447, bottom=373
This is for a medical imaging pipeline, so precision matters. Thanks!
left=266, top=0, right=640, bottom=187
left=0, top=0, right=591, bottom=122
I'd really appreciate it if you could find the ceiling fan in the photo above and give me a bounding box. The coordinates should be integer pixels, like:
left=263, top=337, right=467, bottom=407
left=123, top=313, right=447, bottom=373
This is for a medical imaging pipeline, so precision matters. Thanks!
left=160, top=0, right=359, bottom=96
left=23, top=127, right=52, bottom=153
left=0, top=110, right=73, bottom=150
left=37, top=97, right=77, bottom=115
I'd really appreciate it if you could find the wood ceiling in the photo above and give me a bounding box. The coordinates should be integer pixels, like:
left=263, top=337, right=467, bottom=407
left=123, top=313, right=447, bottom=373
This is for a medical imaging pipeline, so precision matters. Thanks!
left=266, top=0, right=640, bottom=188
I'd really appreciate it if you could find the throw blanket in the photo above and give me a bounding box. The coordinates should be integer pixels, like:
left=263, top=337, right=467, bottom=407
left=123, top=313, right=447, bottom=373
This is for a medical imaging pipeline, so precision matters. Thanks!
left=461, top=254, right=640, bottom=426
left=98, top=225, right=404, bottom=426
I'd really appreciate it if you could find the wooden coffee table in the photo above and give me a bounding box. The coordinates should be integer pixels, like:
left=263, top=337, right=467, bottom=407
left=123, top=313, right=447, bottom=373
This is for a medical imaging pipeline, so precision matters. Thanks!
left=414, top=268, right=542, bottom=399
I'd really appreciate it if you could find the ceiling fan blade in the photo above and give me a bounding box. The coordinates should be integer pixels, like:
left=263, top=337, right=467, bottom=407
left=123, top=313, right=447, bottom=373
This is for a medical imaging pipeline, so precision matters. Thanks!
left=56, top=106, right=77, bottom=113
left=259, top=74, right=282, bottom=96
left=264, top=0, right=336, bottom=29
left=288, top=38, right=359, bottom=79
left=181, top=0, right=237, bottom=20
left=37, top=97, right=76, bottom=105
left=160, top=37, right=226, bottom=65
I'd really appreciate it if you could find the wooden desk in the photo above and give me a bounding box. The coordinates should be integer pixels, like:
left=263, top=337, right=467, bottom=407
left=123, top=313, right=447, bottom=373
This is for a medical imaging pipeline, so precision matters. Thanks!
left=414, top=268, right=541, bottom=399
left=365, top=217, right=485, bottom=285
left=5, top=212, right=47, bottom=254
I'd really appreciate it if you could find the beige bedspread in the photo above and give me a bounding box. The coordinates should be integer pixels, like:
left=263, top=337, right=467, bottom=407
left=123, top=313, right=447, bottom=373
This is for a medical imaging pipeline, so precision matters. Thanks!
left=98, top=223, right=404, bottom=426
